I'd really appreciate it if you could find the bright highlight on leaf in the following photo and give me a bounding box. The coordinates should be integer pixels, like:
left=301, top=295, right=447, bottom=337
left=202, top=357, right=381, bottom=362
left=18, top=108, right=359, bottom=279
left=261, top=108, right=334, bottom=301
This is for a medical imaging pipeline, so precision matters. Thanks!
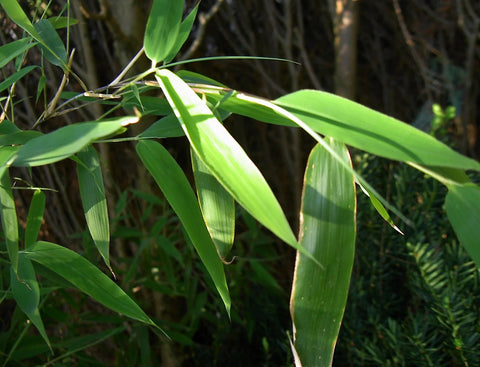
left=136, top=140, right=231, bottom=315
left=144, top=0, right=185, bottom=64
left=290, top=139, right=356, bottom=367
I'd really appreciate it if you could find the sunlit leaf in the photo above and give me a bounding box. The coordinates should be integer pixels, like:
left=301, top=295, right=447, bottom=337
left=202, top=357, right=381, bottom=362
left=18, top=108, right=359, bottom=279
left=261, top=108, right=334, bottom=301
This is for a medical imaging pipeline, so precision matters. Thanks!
left=0, top=0, right=40, bottom=38
left=25, top=189, right=46, bottom=248
left=136, top=140, right=231, bottom=314
left=76, top=146, right=111, bottom=272
left=155, top=69, right=302, bottom=255
left=164, top=3, right=199, bottom=63
left=290, top=139, right=356, bottom=367
left=13, top=116, right=138, bottom=167
left=25, top=241, right=160, bottom=330
left=10, top=253, right=51, bottom=350
left=144, top=0, right=184, bottom=64
left=191, top=148, right=235, bottom=260
left=275, top=90, right=480, bottom=171
left=445, top=184, right=480, bottom=268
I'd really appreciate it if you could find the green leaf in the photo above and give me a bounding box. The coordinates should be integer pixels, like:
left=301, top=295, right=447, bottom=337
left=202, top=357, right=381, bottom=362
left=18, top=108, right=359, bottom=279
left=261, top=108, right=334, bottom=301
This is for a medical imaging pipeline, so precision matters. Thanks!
left=155, top=69, right=300, bottom=253
left=138, top=114, right=185, bottom=138
left=25, top=189, right=46, bottom=248
left=13, top=116, right=138, bottom=167
left=164, top=3, right=199, bottom=63
left=0, top=130, right=43, bottom=147
left=290, top=139, right=356, bottom=367
left=25, top=241, right=160, bottom=329
left=33, top=19, right=67, bottom=68
left=0, top=0, right=67, bottom=70
left=445, top=184, right=480, bottom=268
left=144, top=0, right=185, bottom=64
left=0, top=65, right=37, bottom=93
left=0, top=38, right=36, bottom=68
left=191, top=149, right=235, bottom=260
left=0, top=161, right=19, bottom=274
left=76, top=146, right=111, bottom=272
left=136, top=140, right=231, bottom=314
left=10, top=253, right=51, bottom=350
left=0, top=0, right=40, bottom=38
left=275, top=90, right=480, bottom=171
left=48, top=16, right=78, bottom=29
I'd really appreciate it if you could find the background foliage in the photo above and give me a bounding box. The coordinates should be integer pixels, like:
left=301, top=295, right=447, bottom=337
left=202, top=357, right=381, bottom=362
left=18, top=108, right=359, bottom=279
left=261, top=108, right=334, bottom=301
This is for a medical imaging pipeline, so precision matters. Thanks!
left=1, top=0, right=479, bottom=366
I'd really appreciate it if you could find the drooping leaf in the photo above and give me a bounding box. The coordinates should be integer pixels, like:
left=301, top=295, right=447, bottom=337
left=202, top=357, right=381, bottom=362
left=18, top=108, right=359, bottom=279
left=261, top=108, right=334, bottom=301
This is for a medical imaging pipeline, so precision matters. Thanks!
left=445, top=184, right=480, bottom=268
left=0, top=155, right=19, bottom=274
left=33, top=19, right=67, bottom=68
left=76, top=146, right=111, bottom=272
left=10, top=253, right=51, bottom=350
left=144, top=0, right=185, bottom=64
left=25, top=189, right=46, bottom=248
left=48, top=16, right=78, bottom=29
left=155, top=69, right=301, bottom=255
left=13, top=116, right=138, bottom=167
left=275, top=90, right=480, bottom=171
left=164, top=3, right=199, bottom=63
left=290, top=139, right=356, bottom=367
left=191, top=148, right=235, bottom=260
left=0, top=66, right=37, bottom=93
left=0, top=38, right=36, bottom=68
left=25, top=241, right=160, bottom=330
left=136, top=140, right=231, bottom=314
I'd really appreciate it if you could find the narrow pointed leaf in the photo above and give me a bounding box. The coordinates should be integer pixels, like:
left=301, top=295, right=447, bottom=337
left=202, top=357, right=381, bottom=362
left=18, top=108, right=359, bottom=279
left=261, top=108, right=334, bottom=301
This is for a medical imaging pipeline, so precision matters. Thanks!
left=144, top=0, right=184, bottom=64
left=25, top=241, right=159, bottom=329
left=76, top=146, right=111, bottom=271
left=0, top=38, right=36, bottom=68
left=164, top=3, right=199, bottom=63
left=192, top=149, right=235, bottom=260
left=445, top=184, right=480, bottom=268
left=0, top=65, right=37, bottom=93
left=156, top=69, right=299, bottom=252
left=0, top=164, right=18, bottom=274
left=139, top=114, right=185, bottom=138
left=275, top=90, right=480, bottom=171
left=136, top=140, right=231, bottom=314
left=290, top=139, right=356, bottom=367
left=10, top=254, right=51, bottom=350
left=13, top=116, right=138, bottom=167
left=33, top=19, right=67, bottom=68
left=25, top=189, right=46, bottom=248
left=0, top=0, right=40, bottom=38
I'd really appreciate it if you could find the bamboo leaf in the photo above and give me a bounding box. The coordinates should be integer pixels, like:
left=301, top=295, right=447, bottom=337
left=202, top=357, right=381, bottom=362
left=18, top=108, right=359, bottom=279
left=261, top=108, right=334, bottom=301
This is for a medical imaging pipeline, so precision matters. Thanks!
left=25, top=241, right=160, bottom=330
left=155, top=69, right=301, bottom=254
left=33, top=19, right=67, bottom=68
left=76, top=146, right=111, bottom=272
left=165, top=3, right=199, bottom=63
left=136, top=140, right=231, bottom=314
left=25, top=189, right=46, bottom=248
left=13, top=116, right=138, bottom=167
left=0, top=38, right=36, bottom=69
left=0, top=156, right=19, bottom=274
left=275, top=90, right=480, bottom=171
left=290, top=139, right=356, bottom=367
left=191, top=148, right=235, bottom=260
left=445, top=184, right=480, bottom=268
left=0, top=65, right=37, bottom=93
left=138, top=114, right=185, bottom=138
left=10, top=253, right=51, bottom=350
left=144, top=0, right=184, bottom=64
